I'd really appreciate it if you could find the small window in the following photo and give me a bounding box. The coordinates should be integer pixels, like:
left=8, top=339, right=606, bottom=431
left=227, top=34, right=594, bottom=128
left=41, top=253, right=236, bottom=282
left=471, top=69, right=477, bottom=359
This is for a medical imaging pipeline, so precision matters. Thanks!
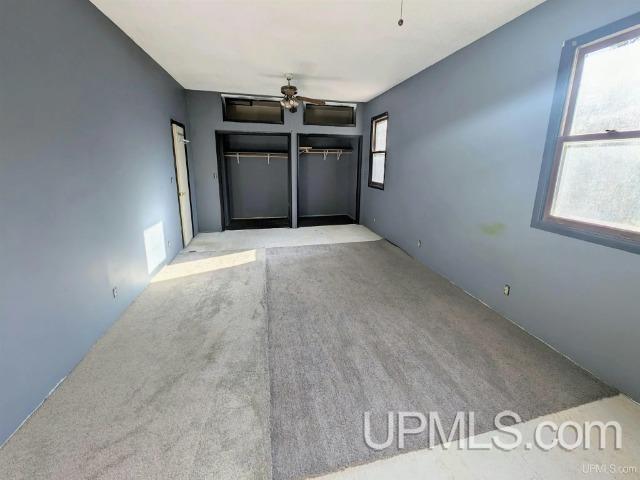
left=532, top=15, right=640, bottom=254
left=368, top=113, right=388, bottom=189
left=222, top=96, right=284, bottom=124
left=303, top=103, right=356, bottom=126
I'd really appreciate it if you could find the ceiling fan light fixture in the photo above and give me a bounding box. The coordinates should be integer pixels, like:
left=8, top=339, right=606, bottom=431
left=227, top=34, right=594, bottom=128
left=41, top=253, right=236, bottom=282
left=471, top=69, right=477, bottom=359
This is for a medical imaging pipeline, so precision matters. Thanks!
left=278, top=74, right=325, bottom=112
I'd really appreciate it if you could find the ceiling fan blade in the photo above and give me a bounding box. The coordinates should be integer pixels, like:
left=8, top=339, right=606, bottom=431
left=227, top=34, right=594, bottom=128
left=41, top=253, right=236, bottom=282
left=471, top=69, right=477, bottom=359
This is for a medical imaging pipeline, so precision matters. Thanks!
left=296, top=96, right=326, bottom=105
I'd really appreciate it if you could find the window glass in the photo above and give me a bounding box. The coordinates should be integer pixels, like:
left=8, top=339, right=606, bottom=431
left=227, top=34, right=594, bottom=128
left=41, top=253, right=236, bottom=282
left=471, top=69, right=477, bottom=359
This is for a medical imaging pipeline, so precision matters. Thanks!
left=534, top=22, right=640, bottom=252
left=551, top=139, right=640, bottom=232
left=369, top=114, right=388, bottom=188
left=371, top=153, right=386, bottom=185
left=374, top=118, right=388, bottom=151
left=569, top=34, right=640, bottom=135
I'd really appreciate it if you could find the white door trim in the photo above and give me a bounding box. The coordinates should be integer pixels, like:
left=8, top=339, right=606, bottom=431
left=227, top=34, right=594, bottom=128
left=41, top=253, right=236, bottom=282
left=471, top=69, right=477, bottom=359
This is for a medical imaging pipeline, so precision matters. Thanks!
left=171, top=121, right=194, bottom=246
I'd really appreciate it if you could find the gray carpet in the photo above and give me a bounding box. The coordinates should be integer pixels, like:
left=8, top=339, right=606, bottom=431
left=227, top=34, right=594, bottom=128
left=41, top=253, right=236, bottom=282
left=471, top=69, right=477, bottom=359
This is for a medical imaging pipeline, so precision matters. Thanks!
left=0, top=249, right=272, bottom=480
left=266, top=240, right=616, bottom=480
left=0, top=239, right=616, bottom=480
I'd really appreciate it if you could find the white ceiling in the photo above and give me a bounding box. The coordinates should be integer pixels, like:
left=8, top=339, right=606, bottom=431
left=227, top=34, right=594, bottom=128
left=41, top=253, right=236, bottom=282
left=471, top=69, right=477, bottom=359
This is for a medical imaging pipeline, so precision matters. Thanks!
left=91, top=0, right=545, bottom=102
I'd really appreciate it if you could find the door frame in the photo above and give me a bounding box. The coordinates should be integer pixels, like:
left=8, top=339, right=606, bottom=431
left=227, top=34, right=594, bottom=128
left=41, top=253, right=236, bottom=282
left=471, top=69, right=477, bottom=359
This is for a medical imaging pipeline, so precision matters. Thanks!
left=170, top=119, right=195, bottom=246
left=215, top=131, right=292, bottom=231
left=296, top=133, right=363, bottom=226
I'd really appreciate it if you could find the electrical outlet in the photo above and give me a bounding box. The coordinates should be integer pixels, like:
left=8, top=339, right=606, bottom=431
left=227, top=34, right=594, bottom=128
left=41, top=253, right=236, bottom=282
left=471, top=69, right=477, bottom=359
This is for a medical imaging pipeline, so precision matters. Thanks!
left=112, top=287, right=119, bottom=299
left=373, top=217, right=376, bottom=223
left=167, top=240, right=172, bottom=247
left=503, top=284, right=511, bottom=296
left=417, top=240, right=422, bottom=248
left=170, top=176, right=174, bottom=184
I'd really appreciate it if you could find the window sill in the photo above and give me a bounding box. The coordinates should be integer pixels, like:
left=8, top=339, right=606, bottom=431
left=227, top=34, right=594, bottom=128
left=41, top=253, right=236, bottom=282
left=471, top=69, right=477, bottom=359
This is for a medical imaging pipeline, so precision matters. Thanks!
left=531, top=216, right=640, bottom=255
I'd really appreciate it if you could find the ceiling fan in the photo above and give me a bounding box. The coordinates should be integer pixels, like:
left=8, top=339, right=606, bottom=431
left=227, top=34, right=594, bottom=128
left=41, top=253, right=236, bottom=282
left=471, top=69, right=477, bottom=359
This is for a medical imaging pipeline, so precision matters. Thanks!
left=280, top=74, right=326, bottom=113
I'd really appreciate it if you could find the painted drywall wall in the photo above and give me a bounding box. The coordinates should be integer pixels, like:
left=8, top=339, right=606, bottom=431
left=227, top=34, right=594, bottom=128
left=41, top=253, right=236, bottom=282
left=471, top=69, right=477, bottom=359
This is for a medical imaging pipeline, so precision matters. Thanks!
left=360, top=0, right=640, bottom=400
left=0, top=0, right=190, bottom=443
left=185, top=91, right=363, bottom=231
left=227, top=155, right=289, bottom=218
left=221, top=133, right=289, bottom=220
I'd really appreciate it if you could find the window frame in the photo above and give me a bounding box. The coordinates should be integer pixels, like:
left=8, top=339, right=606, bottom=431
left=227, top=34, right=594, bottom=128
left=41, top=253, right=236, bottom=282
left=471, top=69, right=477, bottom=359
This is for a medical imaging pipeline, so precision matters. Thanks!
left=368, top=112, right=389, bottom=190
left=531, top=13, right=640, bottom=254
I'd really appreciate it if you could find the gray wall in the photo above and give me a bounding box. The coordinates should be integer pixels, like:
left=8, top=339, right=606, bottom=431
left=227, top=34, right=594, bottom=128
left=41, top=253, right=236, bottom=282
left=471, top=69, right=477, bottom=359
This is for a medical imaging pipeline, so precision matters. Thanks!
left=0, top=0, right=189, bottom=443
left=360, top=0, right=640, bottom=400
left=227, top=155, right=289, bottom=219
left=185, top=91, right=363, bottom=231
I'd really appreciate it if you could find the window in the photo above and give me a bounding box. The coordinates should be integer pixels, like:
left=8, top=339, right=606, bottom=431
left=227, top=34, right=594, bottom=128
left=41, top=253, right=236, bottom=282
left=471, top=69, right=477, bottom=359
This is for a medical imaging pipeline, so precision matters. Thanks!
left=369, top=113, right=388, bottom=189
left=532, top=14, right=640, bottom=254
left=303, top=103, right=356, bottom=126
left=222, top=96, right=284, bottom=124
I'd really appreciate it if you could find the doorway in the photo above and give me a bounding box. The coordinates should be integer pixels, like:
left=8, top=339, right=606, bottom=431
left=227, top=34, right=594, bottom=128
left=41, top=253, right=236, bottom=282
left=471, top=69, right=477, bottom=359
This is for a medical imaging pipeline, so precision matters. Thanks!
left=171, top=120, right=194, bottom=246
left=216, top=132, right=292, bottom=230
left=297, top=134, right=362, bottom=227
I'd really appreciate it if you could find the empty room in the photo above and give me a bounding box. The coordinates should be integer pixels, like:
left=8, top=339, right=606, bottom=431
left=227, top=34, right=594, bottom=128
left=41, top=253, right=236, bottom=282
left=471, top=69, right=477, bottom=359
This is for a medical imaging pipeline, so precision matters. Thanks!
left=2, top=0, right=640, bottom=479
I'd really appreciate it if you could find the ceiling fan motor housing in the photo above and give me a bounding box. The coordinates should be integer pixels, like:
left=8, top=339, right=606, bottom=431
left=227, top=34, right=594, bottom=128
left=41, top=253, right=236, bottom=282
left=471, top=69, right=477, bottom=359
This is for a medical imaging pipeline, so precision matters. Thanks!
left=281, top=84, right=297, bottom=97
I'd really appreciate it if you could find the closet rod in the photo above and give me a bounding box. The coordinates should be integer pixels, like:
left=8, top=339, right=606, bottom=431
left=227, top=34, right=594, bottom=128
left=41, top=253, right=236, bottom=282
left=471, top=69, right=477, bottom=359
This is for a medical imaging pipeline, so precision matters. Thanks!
left=298, top=147, right=353, bottom=160
left=223, top=151, right=288, bottom=158
left=298, top=148, right=353, bottom=154
left=224, top=151, right=288, bottom=165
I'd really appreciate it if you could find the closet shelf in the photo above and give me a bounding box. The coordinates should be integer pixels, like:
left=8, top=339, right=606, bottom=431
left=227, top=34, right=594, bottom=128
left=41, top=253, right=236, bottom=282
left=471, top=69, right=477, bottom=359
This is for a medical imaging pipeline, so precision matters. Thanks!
left=299, top=147, right=353, bottom=154
left=223, top=151, right=288, bottom=158
left=224, top=151, right=289, bottom=164
left=299, top=147, right=353, bottom=160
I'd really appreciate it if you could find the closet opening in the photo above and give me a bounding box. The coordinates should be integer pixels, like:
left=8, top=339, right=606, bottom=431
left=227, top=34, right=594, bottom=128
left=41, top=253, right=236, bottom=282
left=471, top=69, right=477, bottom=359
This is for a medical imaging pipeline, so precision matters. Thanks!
left=216, top=131, right=292, bottom=230
left=297, top=134, right=362, bottom=227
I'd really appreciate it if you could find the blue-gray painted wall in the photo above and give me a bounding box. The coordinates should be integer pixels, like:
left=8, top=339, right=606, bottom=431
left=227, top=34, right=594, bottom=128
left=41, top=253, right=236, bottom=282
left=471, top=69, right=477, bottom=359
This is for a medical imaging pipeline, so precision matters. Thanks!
left=185, top=91, right=363, bottom=231
left=360, top=0, right=640, bottom=400
left=0, top=0, right=190, bottom=443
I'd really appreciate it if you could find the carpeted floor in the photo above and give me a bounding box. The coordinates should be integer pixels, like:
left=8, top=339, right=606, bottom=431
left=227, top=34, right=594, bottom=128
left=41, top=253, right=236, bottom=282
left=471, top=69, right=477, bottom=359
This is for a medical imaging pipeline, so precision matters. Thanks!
left=0, top=249, right=272, bottom=480
left=188, top=224, right=381, bottom=252
left=0, top=231, right=618, bottom=480
left=313, top=394, right=640, bottom=480
left=266, top=241, right=616, bottom=480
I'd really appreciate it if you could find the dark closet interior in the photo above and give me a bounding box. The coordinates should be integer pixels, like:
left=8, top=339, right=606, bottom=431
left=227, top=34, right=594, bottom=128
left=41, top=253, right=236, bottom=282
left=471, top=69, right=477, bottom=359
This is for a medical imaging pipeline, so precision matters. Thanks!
left=216, top=132, right=291, bottom=230
left=297, top=134, right=361, bottom=227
